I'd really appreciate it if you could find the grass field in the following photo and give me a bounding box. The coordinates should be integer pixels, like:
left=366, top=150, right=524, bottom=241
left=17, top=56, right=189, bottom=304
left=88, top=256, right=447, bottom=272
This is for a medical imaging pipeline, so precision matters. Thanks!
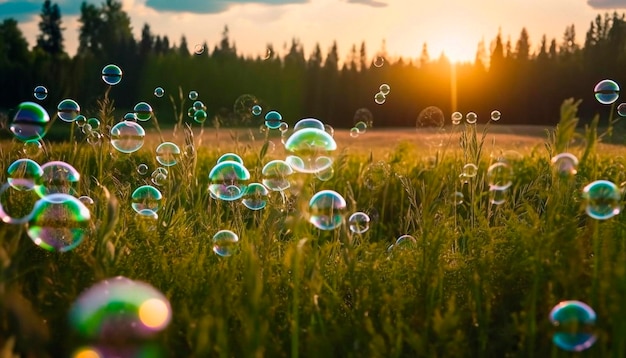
left=2, top=98, right=626, bottom=357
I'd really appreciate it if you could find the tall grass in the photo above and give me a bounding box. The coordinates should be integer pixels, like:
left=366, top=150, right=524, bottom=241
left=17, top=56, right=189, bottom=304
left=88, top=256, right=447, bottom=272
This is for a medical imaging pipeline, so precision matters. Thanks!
left=1, top=97, right=626, bottom=357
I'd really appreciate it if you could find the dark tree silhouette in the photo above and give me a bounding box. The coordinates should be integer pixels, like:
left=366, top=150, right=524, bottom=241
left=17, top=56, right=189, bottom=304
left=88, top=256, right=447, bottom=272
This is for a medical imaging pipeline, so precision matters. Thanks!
left=35, top=0, right=64, bottom=56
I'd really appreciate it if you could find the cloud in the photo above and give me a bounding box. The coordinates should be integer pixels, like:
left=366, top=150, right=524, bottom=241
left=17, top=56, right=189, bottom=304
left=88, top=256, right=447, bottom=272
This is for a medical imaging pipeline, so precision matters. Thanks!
left=0, top=0, right=97, bottom=21
left=144, top=0, right=308, bottom=14
left=346, top=0, right=387, bottom=7
left=587, top=0, right=626, bottom=9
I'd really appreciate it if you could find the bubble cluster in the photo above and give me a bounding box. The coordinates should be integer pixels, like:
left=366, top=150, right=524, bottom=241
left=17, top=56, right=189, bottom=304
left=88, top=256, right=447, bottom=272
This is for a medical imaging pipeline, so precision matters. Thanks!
left=110, top=121, right=145, bottom=153
left=594, top=79, right=620, bottom=105
left=308, top=190, right=346, bottom=230
left=10, top=102, right=50, bottom=141
left=348, top=212, right=370, bottom=234
left=33, top=85, right=48, bottom=100
left=69, top=276, right=172, bottom=340
left=583, top=180, right=620, bottom=220
left=549, top=300, right=597, bottom=352
left=101, top=64, right=122, bottom=86
left=212, top=230, right=239, bottom=257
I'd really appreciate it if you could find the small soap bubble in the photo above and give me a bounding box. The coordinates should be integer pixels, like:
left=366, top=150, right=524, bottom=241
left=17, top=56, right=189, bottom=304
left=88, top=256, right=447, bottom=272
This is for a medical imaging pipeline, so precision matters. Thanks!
left=490, top=110, right=501, bottom=121
left=324, top=124, right=335, bottom=137
left=374, top=92, right=386, bottom=105
left=87, top=117, right=100, bottom=130
left=462, top=163, right=478, bottom=178
left=252, top=105, right=262, bottom=116
left=618, top=102, right=626, bottom=117
left=75, top=115, right=87, bottom=127
left=242, top=183, right=268, bottom=210
left=188, top=91, right=198, bottom=100
left=155, top=142, right=181, bottom=167
left=193, top=100, right=205, bottom=112
left=193, top=44, right=204, bottom=55
left=308, top=190, right=347, bottom=230
left=217, top=153, right=244, bottom=165
left=594, top=79, right=620, bottom=105
left=212, top=230, right=239, bottom=257
left=466, top=112, right=478, bottom=124
left=151, top=167, right=168, bottom=186
left=489, top=187, right=507, bottom=205
left=78, top=195, right=94, bottom=206
left=487, top=161, right=513, bottom=190
left=452, top=192, right=464, bottom=205
left=7, top=159, right=42, bottom=191
left=551, top=153, right=578, bottom=178
left=379, top=83, right=391, bottom=96
left=110, top=121, right=145, bottom=153
left=57, top=99, right=80, bottom=122
left=101, top=64, right=122, bottom=86
left=583, top=180, right=621, bottom=220
left=549, top=300, right=597, bottom=352
left=262, top=160, right=293, bottom=191
left=134, top=102, right=153, bottom=122
left=194, top=109, right=207, bottom=123
left=124, top=112, right=137, bottom=122
left=37, top=161, right=80, bottom=198
left=348, top=212, right=370, bottom=234
left=264, top=111, right=282, bottom=130
left=373, top=56, right=385, bottom=68
left=314, top=165, right=334, bottom=181
left=33, top=85, right=48, bottom=100
left=350, top=127, right=360, bottom=138
left=209, top=161, right=250, bottom=201
left=137, top=163, right=149, bottom=175
left=154, top=87, right=165, bottom=98
left=23, top=140, right=43, bottom=156
left=11, top=102, right=50, bottom=141
left=364, top=161, right=390, bottom=190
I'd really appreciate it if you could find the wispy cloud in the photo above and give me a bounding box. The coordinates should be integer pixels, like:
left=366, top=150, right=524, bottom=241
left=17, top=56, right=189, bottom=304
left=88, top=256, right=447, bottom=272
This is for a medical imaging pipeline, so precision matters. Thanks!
left=346, top=0, right=387, bottom=8
left=587, top=0, right=626, bottom=9
left=144, top=0, right=309, bottom=14
left=0, top=0, right=96, bottom=21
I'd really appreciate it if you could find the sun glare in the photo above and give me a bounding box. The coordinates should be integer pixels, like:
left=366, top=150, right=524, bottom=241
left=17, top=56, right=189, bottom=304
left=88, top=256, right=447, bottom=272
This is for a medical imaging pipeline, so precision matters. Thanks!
left=434, top=33, right=477, bottom=63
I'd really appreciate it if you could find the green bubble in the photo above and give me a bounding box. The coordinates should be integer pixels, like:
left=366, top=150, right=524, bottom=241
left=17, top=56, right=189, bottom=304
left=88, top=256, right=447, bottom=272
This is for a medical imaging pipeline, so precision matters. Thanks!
left=194, top=109, right=207, bottom=123
left=101, top=64, right=122, bottom=85
left=7, top=158, right=42, bottom=191
left=131, top=185, right=163, bottom=215
left=583, top=180, right=621, bottom=220
left=57, top=99, right=80, bottom=122
left=36, top=161, right=80, bottom=198
left=284, top=128, right=336, bottom=173
left=264, top=111, right=282, bottom=129
left=134, top=102, right=153, bottom=121
left=27, top=193, right=91, bottom=252
left=217, top=153, right=244, bottom=165
left=87, top=117, right=100, bottom=130
left=208, top=161, right=250, bottom=201
left=242, top=183, right=269, bottom=210
left=10, top=102, right=50, bottom=141
left=308, top=190, right=346, bottom=230
left=293, top=118, right=324, bottom=132
left=550, top=300, right=597, bottom=352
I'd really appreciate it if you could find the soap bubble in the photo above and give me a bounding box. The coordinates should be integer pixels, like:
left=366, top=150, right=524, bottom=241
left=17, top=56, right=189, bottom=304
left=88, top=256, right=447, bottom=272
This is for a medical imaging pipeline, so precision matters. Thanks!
left=7, top=158, right=42, bottom=191
left=194, top=44, right=205, bottom=55
left=452, top=192, right=464, bottom=205
left=549, top=300, right=597, bottom=352
left=490, top=110, right=501, bottom=121
left=462, top=163, right=478, bottom=178
left=284, top=128, right=337, bottom=173
left=68, top=276, right=172, bottom=340
left=23, top=140, right=43, bottom=157
left=416, top=106, right=445, bottom=148
left=123, top=112, right=137, bottom=121
left=101, top=64, right=122, bottom=85
left=374, top=92, right=386, bottom=105
left=551, top=153, right=578, bottom=178
left=242, top=183, right=269, bottom=210
left=33, top=85, right=48, bottom=100
left=487, top=161, right=513, bottom=190
left=37, top=161, right=80, bottom=198
left=293, top=118, right=325, bottom=132
left=10, top=102, right=50, bottom=141
left=208, top=161, right=250, bottom=201
left=354, top=121, right=367, bottom=133
left=137, top=163, right=149, bottom=175
left=0, top=182, right=39, bottom=224
left=348, top=212, right=370, bottom=234
left=233, top=94, right=260, bottom=122
left=217, top=153, right=244, bottom=165
left=110, top=121, right=145, bottom=153
left=156, top=142, right=181, bottom=167
left=388, top=234, right=417, bottom=253
left=308, top=190, right=346, bottom=230
left=154, top=87, right=165, bottom=98
left=212, top=230, right=239, bottom=257
left=57, top=99, right=80, bottom=122
left=86, top=117, right=100, bottom=130
left=252, top=104, right=262, bottom=116
left=489, top=187, right=507, bottom=205
left=364, top=161, right=391, bottom=190
left=188, top=91, right=198, bottom=100
left=379, top=83, right=391, bottom=96
left=353, top=108, right=374, bottom=128
left=594, top=79, right=620, bottom=105
left=131, top=185, right=163, bottom=215
left=618, top=103, right=626, bottom=117
left=264, top=110, right=282, bottom=130
left=466, top=112, right=478, bottom=124
left=27, top=193, right=91, bottom=252
left=75, top=115, right=87, bottom=127
left=350, top=127, right=360, bottom=138
left=192, top=100, right=205, bottom=112
left=151, top=167, right=168, bottom=186
left=79, top=195, right=94, bottom=206
left=583, top=180, right=621, bottom=220
left=373, top=56, right=385, bottom=68
left=262, top=160, right=293, bottom=191
left=134, top=102, right=153, bottom=121
left=194, top=109, right=207, bottom=123
left=451, top=111, right=463, bottom=125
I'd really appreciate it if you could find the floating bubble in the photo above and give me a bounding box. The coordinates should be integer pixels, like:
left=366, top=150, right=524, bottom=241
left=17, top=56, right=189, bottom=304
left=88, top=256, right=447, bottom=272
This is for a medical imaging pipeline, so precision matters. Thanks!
left=151, top=167, right=168, bottom=186
left=551, top=153, right=578, bottom=178
left=452, top=191, right=464, bottom=205
left=7, top=159, right=42, bottom=191
left=373, top=56, right=385, bottom=68
left=87, top=117, right=100, bottom=130
left=308, top=190, right=346, bottom=230
left=33, top=85, right=48, bottom=100
left=23, top=139, right=43, bottom=156
left=10, top=102, right=50, bottom=141
left=416, top=106, right=445, bottom=147
left=489, top=187, right=507, bottom=205
left=594, top=79, right=620, bottom=105
left=110, top=121, right=145, bottom=154
left=462, top=163, right=478, bottom=178
left=86, top=131, right=101, bottom=146
left=549, top=300, right=597, bottom=352
left=137, top=163, right=149, bottom=175
left=315, top=165, right=334, bottom=181
left=123, top=112, right=137, bottom=121
left=262, top=160, right=293, bottom=191
left=189, top=91, right=198, bottom=100
left=37, top=161, right=80, bottom=197
left=264, top=111, right=282, bottom=130
left=263, top=47, right=273, bottom=60
left=466, top=112, right=478, bottom=124
left=27, top=193, right=91, bottom=252
left=252, top=104, right=262, bottom=116
left=68, top=276, right=172, bottom=340
left=379, top=83, right=391, bottom=96
left=208, top=161, right=250, bottom=201
left=374, top=92, right=386, bottom=105
left=324, top=124, right=335, bottom=137
left=79, top=195, right=94, bottom=206
left=194, top=109, right=207, bottom=123
left=156, top=142, right=181, bottom=167
left=350, top=128, right=360, bottom=138
left=75, top=115, right=87, bottom=127
left=451, top=111, right=463, bottom=125
left=101, top=64, right=122, bottom=86
left=353, top=108, right=374, bottom=128
left=278, top=122, right=289, bottom=133
left=293, top=118, right=325, bottom=132
left=242, top=183, right=269, bottom=210
left=388, top=234, right=417, bottom=253
left=57, top=99, right=80, bottom=122
left=348, top=212, right=370, bottom=234
left=487, top=161, right=513, bottom=190
left=217, top=153, right=244, bottom=165
left=134, top=102, right=153, bottom=121
left=193, top=100, right=205, bottom=112
left=284, top=128, right=337, bottom=173
left=0, top=182, right=38, bottom=224
left=81, top=123, right=93, bottom=134
left=212, top=230, right=239, bottom=257
left=131, top=185, right=162, bottom=215
left=583, top=180, right=621, bottom=220
left=490, top=110, right=501, bottom=121
left=154, top=87, right=165, bottom=98
left=364, top=161, right=390, bottom=190
left=355, top=121, right=367, bottom=133
left=617, top=103, right=626, bottom=117
left=233, top=94, right=260, bottom=122
left=193, top=44, right=204, bottom=55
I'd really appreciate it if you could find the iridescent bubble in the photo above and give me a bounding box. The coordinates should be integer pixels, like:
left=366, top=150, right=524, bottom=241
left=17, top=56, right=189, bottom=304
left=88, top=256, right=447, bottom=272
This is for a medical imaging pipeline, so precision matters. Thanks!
left=262, top=160, right=293, bottom=191
left=192, top=100, right=205, bottom=112
left=355, top=121, right=367, bottom=133
left=137, top=163, right=149, bottom=175
left=123, top=112, right=137, bottom=121
left=252, top=105, right=262, bottom=116
left=27, top=193, right=91, bottom=252
left=374, top=92, right=386, bottom=105
left=315, top=165, right=334, bottom=181
left=551, top=153, right=578, bottom=178
left=462, top=163, right=478, bottom=178
left=466, top=112, right=478, bottom=124
left=87, top=117, right=100, bottom=130
left=284, top=128, right=337, bottom=173
left=348, top=212, right=370, bottom=234
left=293, top=118, right=325, bottom=132
left=189, top=91, right=198, bottom=100
left=37, top=161, right=80, bottom=197
left=154, top=87, right=165, bottom=98
left=217, top=153, right=244, bottom=165
left=33, top=85, right=48, bottom=100
left=487, top=161, right=513, bottom=190
left=489, top=187, right=507, bottom=205
left=549, top=300, right=597, bottom=352
left=233, top=94, right=259, bottom=121
left=131, top=185, right=163, bottom=215
left=242, top=183, right=269, bottom=210
left=193, top=44, right=204, bottom=55
left=208, top=161, right=250, bottom=201
left=308, top=190, right=346, bottom=230
left=449, top=112, right=461, bottom=125
left=194, top=109, right=207, bottom=123
left=594, top=79, right=620, bottom=105
left=364, top=161, right=390, bottom=190
left=7, top=158, right=42, bottom=191
left=583, top=180, right=621, bottom=220
left=10, top=102, right=50, bottom=141
left=373, top=56, right=385, bottom=68
left=57, top=99, right=80, bottom=122
left=212, top=230, right=239, bottom=257
left=156, top=142, right=181, bottom=167
left=101, top=64, right=122, bottom=86
left=490, top=110, right=501, bottom=121
left=68, top=276, right=172, bottom=340
left=110, top=121, right=145, bottom=154
left=151, top=167, right=168, bottom=186
left=379, top=83, right=391, bottom=96
left=350, top=128, right=360, bottom=138
left=416, top=106, right=445, bottom=148
left=618, top=103, right=626, bottom=117
left=278, top=122, right=289, bottom=133
left=264, top=110, right=282, bottom=130
left=75, top=115, right=87, bottom=127
left=134, top=102, right=153, bottom=122
left=23, top=140, right=43, bottom=157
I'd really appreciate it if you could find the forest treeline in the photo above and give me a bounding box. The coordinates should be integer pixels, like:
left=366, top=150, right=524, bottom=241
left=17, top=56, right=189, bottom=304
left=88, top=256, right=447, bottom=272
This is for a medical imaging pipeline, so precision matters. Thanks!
left=1, top=0, right=625, bottom=127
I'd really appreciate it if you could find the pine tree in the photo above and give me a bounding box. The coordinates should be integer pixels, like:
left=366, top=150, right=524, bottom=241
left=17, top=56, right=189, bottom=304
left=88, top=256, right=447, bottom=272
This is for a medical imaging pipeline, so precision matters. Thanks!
left=35, top=0, right=64, bottom=56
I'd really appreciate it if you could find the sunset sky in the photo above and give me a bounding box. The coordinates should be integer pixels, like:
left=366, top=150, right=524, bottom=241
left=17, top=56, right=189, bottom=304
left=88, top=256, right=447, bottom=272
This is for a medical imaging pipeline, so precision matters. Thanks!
left=1, top=0, right=625, bottom=63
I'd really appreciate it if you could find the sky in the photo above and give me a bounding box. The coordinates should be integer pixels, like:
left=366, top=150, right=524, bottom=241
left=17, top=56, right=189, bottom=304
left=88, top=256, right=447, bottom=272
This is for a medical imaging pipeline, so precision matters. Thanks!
left=1, top=0, right=626, bottom=63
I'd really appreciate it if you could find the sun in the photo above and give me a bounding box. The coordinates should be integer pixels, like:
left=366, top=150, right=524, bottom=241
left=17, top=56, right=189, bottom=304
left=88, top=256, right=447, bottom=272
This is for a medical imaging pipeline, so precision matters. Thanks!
left=432, top=32, right=477, bottom=63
